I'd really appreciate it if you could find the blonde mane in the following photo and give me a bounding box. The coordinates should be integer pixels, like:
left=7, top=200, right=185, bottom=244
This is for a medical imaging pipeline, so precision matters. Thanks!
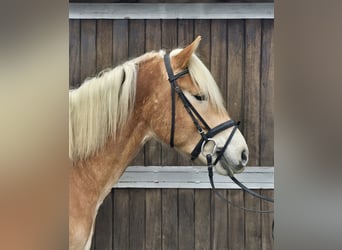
left=69, top=54, right=153, bottom=162
left=170, top=49, right=226, bottom=114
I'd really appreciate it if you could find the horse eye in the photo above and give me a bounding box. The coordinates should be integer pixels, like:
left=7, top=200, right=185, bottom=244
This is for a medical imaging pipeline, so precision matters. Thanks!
left=193, top=94, right=206, bottom=101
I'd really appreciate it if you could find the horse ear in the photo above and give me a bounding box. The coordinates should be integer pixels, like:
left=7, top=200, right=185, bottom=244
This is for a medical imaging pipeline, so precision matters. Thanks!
left=173, top=36, right=201, bottom=69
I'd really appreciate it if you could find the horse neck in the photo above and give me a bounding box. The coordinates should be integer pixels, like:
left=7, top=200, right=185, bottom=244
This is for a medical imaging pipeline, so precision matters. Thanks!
left=71, top=78, right=152, bottom=203
left=75, top=118, right=149, bottom=199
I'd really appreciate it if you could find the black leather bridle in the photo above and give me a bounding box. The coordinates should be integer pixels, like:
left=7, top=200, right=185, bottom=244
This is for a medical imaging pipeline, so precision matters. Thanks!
left=164, top=53, right=274, bottom=214
left=164, top=53, right=239, bottom=160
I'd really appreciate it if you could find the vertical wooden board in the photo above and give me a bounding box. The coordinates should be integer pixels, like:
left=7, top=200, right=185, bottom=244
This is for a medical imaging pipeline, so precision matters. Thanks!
left=260, top=20, right=274, bottom=166
left=245, top=190, right=261, bottom=250
left=145, top=189, right=162, bottom=250
left=80, top=20, right=96, bottom=83
left=178, top=19, right=194, bottom=48
left=129, top=20, right=146, bottom=165
left=194, top=189, right=211, bottom=250
left=194, top=20, right=210, bottom=69
left=211, top=189, right=228, bottom=250
left=244, top=19, right=261, bottom=166
left=113, top=19, right=128, bottom=66
left=161, top=20, right=178, bottom=51
left=228, top=190, right=245, bottom=250
left=261, top=190, right=274, bottom=250
left=178, top=189, right=195, bottom=250
left=161, top=189, right=178, bottom=250
left=145, top=20, right=161, bottom=51
left=94, top=193, right=113, bottom=250
left=96, top=20, right=113, bottom=71
left=260, top=21, right=274, bottom=249
left=177, top=19, right=195, bottom=166
left=210, top=20, right=228, bottom=104
left=227, top=20, right=245, bottom=129
left=129, top=20, right=146, bottom=58
left=113, top=189, right=129, bottom=250
left=144, top=19, right=162, bottom=166
left=129, top=189, right=145, bottom=250
left=69, top=19, right=81, bottom=88
left=161, top=20, right=178, bottom=166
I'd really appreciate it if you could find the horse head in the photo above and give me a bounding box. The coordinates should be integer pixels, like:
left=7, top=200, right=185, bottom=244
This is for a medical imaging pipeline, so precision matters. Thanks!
left=138, top=36, right=249, bottom=176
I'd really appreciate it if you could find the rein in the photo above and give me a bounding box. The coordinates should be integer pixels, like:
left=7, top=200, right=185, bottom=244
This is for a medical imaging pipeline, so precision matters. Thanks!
left=164, top=53, right=274, bottom=214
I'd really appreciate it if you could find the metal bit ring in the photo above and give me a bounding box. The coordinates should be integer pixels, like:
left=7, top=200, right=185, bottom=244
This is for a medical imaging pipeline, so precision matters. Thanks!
left=201, top=138, right=218, bottom=158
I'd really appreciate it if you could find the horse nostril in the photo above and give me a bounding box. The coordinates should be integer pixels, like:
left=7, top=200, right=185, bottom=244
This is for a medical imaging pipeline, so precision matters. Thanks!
left=241, top=150, right=248, bottom=165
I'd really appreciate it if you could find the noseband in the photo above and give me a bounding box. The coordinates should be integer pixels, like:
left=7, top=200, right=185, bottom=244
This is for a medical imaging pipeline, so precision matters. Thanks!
left=164, top=53, right=274, bottom=215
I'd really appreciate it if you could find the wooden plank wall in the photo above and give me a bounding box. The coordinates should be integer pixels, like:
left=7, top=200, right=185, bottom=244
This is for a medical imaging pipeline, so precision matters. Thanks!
left=70, top=18, right=274, bottom=250
left=69, top=19, right=274, bottom=167
left=91, top=188, right=274, bottom=250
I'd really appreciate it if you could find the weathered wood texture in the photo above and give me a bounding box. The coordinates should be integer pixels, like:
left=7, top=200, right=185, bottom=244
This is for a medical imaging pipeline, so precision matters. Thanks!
left=91, top=167, right=273, bottom=250
left=69, top=19, right=274, bottom=167
left=69, top=18, right=274, bottom=250
left=92, top=188, right=273, bottom=250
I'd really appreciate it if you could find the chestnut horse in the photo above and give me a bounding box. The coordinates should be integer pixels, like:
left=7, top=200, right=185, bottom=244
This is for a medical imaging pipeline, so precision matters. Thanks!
left=69, top=36, right=249, bottom=250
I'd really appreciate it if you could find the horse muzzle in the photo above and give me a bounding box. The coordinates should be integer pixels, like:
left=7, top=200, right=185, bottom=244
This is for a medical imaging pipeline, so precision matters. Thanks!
left=219, top=154, right=247, bottom=176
